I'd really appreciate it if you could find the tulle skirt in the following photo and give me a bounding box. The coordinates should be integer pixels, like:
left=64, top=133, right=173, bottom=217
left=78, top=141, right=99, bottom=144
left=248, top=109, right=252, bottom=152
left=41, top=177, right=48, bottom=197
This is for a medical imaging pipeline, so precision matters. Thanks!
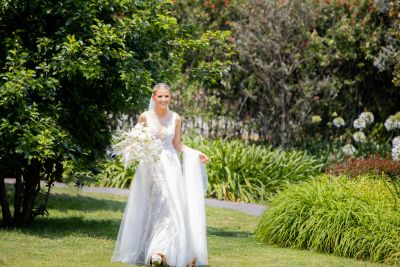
left=111, top=148, right=207, bottom=267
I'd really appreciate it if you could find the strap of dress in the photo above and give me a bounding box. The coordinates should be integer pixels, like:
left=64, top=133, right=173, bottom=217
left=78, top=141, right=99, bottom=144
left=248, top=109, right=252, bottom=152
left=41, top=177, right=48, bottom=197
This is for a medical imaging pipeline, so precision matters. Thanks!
left=170, top=112, right=176, bottom=130
left=144, top=110, right=151, bottom=126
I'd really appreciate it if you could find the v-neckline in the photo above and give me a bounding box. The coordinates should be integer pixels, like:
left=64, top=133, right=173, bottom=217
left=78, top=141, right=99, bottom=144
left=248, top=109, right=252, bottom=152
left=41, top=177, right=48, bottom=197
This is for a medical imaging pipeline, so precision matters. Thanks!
left=151, top=110, right=173, bottom=128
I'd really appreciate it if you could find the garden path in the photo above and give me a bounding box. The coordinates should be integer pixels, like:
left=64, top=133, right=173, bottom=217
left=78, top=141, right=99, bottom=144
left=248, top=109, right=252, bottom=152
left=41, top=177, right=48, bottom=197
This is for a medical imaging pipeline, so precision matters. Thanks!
left=4, top=178, right=267, bottom=216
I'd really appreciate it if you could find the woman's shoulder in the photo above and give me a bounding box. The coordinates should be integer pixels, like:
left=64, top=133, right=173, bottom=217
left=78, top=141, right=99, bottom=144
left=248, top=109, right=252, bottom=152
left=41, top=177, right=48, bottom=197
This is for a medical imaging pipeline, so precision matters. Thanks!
left=172, top=111, right=182, bottom=122
left=138, top=111, right=148, bottom=123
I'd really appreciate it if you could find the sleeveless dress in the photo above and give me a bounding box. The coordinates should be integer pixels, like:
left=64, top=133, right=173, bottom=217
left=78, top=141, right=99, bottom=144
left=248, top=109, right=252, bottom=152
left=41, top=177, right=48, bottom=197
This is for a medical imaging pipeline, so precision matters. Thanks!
left=112, top=110, right=208, bottom=267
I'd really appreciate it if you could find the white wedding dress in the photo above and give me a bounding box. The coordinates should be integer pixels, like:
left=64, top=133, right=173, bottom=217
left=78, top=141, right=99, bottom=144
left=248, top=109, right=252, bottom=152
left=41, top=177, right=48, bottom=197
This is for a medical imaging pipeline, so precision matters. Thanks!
left=112, top=110, right=208, bottom=267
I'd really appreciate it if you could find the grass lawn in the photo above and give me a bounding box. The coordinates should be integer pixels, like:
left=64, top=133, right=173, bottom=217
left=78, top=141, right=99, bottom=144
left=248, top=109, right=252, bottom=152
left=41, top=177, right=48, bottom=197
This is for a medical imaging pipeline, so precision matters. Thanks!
left=0, top=186, right=390, bottom=267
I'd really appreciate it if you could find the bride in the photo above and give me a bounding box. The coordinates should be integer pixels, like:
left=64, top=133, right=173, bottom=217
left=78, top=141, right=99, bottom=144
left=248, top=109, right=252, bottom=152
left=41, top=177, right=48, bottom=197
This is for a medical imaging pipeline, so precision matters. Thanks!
left=111, top=83, right=209, bottom=267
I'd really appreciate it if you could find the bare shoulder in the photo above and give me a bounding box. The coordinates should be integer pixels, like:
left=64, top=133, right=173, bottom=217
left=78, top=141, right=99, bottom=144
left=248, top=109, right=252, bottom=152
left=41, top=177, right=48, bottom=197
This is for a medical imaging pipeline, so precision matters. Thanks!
left=173, top=112, right=182, bottom=123
left=138, top=111, right=147, bottom=123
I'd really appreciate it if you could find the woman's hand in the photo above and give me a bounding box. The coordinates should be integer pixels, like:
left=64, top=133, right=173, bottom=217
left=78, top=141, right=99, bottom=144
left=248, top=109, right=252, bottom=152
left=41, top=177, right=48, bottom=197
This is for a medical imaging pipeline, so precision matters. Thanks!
left=199, top=152, right=209, bottom=164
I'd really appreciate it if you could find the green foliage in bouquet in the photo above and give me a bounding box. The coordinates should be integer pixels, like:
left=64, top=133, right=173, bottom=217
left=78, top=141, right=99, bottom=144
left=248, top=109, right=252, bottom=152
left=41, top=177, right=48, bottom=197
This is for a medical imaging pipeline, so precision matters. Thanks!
left=256, top=175, right=400, bottom=265
left=185, top=138, right=322, bottom=202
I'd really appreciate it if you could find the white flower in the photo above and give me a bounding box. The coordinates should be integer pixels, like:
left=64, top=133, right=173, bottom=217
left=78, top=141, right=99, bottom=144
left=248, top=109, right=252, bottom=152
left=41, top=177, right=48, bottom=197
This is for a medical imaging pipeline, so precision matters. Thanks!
left=353, top=118, right=366, bottom=130
left=384, top=117, right=393, bottom=131
left=392, top=144, right=400, bottom=161
left=112, top=124, right=162, bottom=168
left=359, top=112, right=374, bottom=125
left=352, top=131, right=367, bottom=143
left=393, top=148, right=400, bottom=161
left=385, top=112, right=400, bottom=131
left=333, top=117, right=345, bottom=128
left=342, top=144, right=357, bottom=156
left=393, top=136, right=400, bottom=147
left=134, top=123, right=144, bottom=130
left=385, top=117, right=400, bottom=131
left=352, top=112, right=374, bottom=130
left=392, top=136, right=400, bottom=161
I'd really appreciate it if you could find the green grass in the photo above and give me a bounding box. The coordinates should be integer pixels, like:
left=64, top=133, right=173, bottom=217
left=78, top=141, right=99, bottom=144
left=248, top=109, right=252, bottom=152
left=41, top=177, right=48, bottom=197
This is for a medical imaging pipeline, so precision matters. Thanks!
left=0, top=186, right=390, bottom=267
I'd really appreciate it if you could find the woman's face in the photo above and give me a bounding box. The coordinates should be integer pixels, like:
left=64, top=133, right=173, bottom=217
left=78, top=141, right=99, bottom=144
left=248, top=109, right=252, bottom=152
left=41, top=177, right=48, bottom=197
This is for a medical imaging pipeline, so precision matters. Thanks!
left=152, top=89, right=170, bottom=109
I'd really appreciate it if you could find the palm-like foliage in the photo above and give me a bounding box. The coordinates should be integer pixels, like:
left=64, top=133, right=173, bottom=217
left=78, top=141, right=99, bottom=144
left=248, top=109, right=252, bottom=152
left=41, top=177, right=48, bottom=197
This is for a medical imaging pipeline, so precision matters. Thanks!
left=185, top=138, right=322, bottom=202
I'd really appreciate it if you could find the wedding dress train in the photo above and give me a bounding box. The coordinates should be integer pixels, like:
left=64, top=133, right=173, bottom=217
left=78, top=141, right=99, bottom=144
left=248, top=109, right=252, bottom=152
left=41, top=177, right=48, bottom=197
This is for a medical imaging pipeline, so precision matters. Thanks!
left=112, top=111, right=207, bottom=267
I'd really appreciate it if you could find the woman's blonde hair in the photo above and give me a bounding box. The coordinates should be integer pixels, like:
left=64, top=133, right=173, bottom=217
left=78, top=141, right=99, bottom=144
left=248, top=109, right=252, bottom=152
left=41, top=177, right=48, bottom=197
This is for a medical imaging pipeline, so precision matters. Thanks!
left=152, top=83, right=170, bottom=95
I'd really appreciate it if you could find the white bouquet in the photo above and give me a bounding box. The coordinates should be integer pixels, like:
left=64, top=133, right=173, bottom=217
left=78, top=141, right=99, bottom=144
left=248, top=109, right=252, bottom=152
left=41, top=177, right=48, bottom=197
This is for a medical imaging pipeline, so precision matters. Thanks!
left=112, top=123, right=162, bottom=168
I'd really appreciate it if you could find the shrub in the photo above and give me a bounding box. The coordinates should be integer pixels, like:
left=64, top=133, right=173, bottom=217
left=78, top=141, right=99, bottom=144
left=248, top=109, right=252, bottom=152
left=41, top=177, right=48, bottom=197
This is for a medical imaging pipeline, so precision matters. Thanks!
left=93, top=158, right=136, bottom=189
left=328, top=156, right=400, bottom=178
left=63, top=158, right=135, bottom=189
left=185, top=138, right=322, bottom=202
left=256, top=175, right=400, bottom=265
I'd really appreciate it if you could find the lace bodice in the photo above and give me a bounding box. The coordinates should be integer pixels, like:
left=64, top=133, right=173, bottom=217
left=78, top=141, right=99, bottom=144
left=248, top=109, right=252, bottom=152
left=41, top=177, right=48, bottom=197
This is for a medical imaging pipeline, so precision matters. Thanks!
left=145, top=110, right=176, bottom=151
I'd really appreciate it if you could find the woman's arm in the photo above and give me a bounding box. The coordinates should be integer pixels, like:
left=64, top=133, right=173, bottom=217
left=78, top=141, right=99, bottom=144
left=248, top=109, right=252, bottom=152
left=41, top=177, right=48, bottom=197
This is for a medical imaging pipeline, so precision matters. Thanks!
left=172, top=113, right=184, bottom=153
left=173, top=113, right=209, bottom=163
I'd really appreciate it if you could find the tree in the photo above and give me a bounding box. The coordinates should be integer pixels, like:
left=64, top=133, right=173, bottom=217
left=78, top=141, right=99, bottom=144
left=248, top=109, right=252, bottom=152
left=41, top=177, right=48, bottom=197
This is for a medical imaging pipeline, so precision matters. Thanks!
left=233, top=0, right=314, bottom=145
left=230, top=0, right=399, bottom=145
left=171, top=0, right=235, bottom=137
left=0, top=0, right=226, bottom=227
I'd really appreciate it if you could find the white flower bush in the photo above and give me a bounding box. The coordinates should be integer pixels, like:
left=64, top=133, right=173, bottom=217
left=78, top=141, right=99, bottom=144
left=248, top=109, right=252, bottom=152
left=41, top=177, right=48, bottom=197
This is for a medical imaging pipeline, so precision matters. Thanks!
left=342, top=144, right=357, bottom=156
left=392, top=136, right=400, bottom=161
left=353, top=118, right=367, bottom=130
left=112, top=123, right=162, bottom=168
left=333, top=117, right=345, bottom=128
left=352, top=131, right=367, bottom=143
left=359, top=112, right=374, bottom=125
left=384, top=112, right=400, bottom=131
left=353, top=111, right=374, bottom=130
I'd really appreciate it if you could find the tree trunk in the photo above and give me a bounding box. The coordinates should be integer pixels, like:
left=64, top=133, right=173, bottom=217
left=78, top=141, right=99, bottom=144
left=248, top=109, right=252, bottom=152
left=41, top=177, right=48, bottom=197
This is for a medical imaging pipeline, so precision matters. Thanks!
left=223, top=118, right=228, bottom=138
left=0, top=177, right=12, bottom=227
left=21, top=160, right=41, bottom=224
left=13, top=173, right=23, bottom=224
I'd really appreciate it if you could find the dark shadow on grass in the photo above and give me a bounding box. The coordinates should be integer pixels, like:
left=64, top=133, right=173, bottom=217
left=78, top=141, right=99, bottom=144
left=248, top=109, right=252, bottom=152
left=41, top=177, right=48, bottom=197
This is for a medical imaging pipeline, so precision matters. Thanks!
left=2, top=185, right=125, bottom=240
left=9, top=216, right=121, bottom=240
left=207, top=226, right=252, bottom=238
left=4, top=220, right=252, bottom=242
left=5, top=184, right=127, bottom=213
left=47, top=193, right=126, bottom=213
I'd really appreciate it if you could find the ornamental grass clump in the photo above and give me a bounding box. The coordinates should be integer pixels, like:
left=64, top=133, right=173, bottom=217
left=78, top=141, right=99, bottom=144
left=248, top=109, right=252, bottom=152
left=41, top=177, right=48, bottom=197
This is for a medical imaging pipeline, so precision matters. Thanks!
left=256, top=176, right=400, bottom=264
